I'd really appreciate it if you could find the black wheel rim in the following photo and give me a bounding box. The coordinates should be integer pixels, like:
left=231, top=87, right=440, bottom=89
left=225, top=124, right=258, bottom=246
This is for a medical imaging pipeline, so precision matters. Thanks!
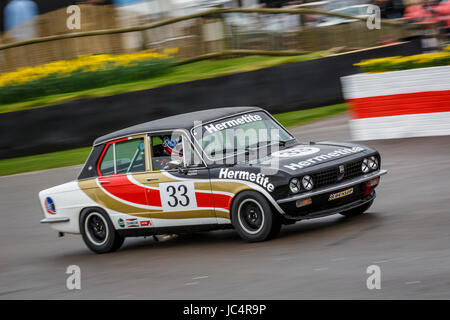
left=87, top=214, right=107, bottom=244
left=239, top=200, right=263, bottom=233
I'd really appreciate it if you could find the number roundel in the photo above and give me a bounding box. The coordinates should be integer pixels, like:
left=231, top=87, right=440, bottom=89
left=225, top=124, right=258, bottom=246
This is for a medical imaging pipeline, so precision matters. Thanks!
left=166, top=184, right=190, bottom=208
left=160, top=181, right=197, bottom=212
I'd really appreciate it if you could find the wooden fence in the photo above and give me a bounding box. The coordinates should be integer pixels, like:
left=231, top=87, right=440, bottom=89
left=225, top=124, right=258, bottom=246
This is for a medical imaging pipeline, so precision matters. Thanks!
left=0, top=5, right=412, bottom=73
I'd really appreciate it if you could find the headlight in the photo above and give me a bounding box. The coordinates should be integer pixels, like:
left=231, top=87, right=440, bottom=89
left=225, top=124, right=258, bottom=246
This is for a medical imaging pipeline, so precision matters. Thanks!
left=361, top=158, right=370, bottom=173
left=302, top=175, right=314, bottom=191
left=369, top=156, right=379, bottom=170
left=289, top=178, right=301, bottom=193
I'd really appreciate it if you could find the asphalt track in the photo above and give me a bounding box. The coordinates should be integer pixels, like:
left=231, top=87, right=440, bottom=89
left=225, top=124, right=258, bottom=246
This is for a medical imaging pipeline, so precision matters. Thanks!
left=1, top=114, right=450, bottom=299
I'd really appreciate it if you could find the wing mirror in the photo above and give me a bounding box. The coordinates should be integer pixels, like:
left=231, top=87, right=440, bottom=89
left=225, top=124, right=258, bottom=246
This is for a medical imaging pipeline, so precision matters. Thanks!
left=167, top=159, right=182, bottom=170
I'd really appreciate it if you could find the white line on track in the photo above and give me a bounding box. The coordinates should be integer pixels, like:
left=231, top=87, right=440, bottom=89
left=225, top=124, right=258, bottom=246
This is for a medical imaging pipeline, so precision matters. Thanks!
left=192, top=276, right=209, bottom=280
left=405, top=281, right=421, bottom=285
left=314, top=267, right=329, bottom=271
left=331, top=258, right=345, bottom=262
left=184, top=282, right=199, bottom=286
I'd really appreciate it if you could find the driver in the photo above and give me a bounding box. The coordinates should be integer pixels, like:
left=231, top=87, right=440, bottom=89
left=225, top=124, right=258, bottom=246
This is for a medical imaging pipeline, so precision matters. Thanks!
left=151, top=135, right=184, bottom=170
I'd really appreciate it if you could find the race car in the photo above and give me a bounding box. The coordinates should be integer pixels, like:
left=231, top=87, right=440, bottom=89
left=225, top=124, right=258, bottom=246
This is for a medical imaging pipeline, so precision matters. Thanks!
left=38, top=106, right=387, bottom=253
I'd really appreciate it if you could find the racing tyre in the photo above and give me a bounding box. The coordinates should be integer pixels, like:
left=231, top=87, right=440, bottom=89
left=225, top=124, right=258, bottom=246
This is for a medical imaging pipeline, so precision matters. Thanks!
left=80, top=208, right=124, bottom=254
left=339, top=200, right=373, bottom=218
left=231, top=191, right=281, bottom=242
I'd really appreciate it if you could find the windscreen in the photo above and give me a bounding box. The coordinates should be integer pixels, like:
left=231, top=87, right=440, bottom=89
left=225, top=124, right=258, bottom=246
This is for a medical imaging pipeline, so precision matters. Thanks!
left=192, top=111, right=293, bottom=161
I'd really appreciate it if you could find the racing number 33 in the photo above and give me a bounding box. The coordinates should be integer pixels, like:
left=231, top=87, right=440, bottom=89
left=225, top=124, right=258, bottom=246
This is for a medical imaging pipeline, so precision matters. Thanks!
left=159, top=181, right=197, bottom=211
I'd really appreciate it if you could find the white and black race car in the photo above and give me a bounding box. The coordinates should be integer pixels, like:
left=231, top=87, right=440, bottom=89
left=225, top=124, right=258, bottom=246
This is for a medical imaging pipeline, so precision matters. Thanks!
left=39, top=107, right=386, bottom=253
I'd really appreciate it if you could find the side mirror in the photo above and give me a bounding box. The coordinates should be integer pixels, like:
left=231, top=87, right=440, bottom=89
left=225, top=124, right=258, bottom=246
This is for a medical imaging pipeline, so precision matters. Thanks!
left=167, top=159, right=182, bottom=170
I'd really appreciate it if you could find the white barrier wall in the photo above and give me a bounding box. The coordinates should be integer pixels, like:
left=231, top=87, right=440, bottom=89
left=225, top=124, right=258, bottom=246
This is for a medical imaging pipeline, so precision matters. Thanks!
left=341, top=66, right=450, bottom=140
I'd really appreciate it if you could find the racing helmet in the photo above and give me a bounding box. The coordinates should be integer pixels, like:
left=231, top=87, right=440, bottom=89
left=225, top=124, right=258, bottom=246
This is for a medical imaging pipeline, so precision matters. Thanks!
left=162, top=135, right=183, bottom=156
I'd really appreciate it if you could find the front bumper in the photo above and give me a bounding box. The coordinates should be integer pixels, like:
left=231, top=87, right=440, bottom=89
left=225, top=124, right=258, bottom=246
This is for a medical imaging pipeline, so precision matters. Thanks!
left=40, top=217, right=70, bottom=224
left=277, top=169, right=387, bottom=204
left=277, top=169, right=387, bottom=220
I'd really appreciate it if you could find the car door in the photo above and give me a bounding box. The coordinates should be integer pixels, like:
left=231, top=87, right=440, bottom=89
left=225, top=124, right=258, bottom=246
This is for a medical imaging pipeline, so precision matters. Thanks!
left=95, top=135, right=153, bottom=228
left=140, top=131, right=219, bottom=228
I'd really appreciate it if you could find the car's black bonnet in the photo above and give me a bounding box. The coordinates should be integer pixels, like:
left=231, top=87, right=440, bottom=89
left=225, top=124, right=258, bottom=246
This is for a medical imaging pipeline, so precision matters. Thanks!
left=255, top=142, right=368, bottom=174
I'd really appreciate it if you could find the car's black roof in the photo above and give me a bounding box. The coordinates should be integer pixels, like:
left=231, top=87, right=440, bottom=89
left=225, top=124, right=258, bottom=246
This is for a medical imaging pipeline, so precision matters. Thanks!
left=94, top=106, right=262, bottom=145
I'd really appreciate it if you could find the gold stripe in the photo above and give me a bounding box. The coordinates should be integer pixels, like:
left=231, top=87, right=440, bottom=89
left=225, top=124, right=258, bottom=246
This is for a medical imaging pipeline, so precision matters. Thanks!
left=209, top=181, right=253, bottom=194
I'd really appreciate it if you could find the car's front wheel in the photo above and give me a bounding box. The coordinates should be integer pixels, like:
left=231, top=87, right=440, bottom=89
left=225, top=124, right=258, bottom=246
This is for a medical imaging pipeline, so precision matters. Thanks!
left=231, top=191, right=281, bottom=242
left=339, top=200, right=373, bottom=218
left=80, top=208, right=124, bottom=254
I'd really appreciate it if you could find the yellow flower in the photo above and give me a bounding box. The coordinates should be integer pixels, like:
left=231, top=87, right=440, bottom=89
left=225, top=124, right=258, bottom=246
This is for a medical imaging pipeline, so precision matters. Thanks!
left=0, top=48, right=177, bottom=88
left=355, top=51, right=449, bottom=73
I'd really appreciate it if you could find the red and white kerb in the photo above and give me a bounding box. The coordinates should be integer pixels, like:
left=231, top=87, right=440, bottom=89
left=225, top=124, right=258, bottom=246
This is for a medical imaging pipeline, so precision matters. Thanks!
left=341, top=66, right=450, bottom=140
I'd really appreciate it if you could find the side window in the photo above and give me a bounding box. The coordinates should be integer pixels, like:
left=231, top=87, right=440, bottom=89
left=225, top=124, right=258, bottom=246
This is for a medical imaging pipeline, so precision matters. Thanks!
left=151, top=133, right=183, bottom=171
left=99, top=144, right=115, bottom=176
left=98, top=138, right=145, bottom=176
left=115, top=138, right=145, bottom=174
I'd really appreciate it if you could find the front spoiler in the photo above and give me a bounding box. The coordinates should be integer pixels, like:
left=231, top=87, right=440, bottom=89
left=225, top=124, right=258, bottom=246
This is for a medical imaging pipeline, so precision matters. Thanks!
left=277, top=169, right=387, bottom=204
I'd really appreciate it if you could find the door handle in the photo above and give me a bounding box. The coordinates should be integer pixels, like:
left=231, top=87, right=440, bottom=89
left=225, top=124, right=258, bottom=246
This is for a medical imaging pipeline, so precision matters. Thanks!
left=146, top=178, right=159, bottom=182
left=99, top=180, right=110, bottom=184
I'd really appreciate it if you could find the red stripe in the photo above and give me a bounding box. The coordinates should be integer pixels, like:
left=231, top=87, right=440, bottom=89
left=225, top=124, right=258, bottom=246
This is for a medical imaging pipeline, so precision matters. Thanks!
left=349, top=90, right=450, bottom=119
left=212, top=193, right=233, bottom=211
left=196, top=192, right=214, bottom=207
left=195, top=192, right=232, bottom=211
left=98, top=175, right=161, bottom=207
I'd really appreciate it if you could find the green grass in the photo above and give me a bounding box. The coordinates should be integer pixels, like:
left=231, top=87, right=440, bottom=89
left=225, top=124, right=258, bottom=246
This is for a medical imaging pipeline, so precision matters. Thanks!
left=273, top=103, right=347, bottom=128
left=0, top=52, right=327, bottom=114
left=0, top=147, right=92, bottom=177
left=0, top=103, right=347, bottom=177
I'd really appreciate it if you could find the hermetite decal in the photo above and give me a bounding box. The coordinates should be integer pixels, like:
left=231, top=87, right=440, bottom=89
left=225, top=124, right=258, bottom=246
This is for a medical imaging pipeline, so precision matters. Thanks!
left=284, top=147, right=365, bottom=171
left=219, top=168, right=275, bottom=192
left=204, top=114, right=263, bottom=133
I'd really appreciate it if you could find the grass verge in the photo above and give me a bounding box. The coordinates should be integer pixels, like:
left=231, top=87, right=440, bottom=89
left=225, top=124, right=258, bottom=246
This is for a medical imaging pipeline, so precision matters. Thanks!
left=0, top=51, right=327, bottom=114
left=0, top=103, right=347, bottom=177
left=273, top=103, right=347, bottom=128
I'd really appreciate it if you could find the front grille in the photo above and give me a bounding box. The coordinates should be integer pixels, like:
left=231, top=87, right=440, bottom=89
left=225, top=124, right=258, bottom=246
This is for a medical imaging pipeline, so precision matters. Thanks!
left=312, top=159, right=365, bottom=189
left=345, top=159, right=364, bottom=180
left=314, top=167, right=338, bottom=188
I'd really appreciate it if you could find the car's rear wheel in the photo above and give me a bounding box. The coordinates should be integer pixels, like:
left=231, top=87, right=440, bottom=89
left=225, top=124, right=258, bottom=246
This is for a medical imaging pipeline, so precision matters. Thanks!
left=339, top=200, right=373, bottom=218
left=231, top=191, right=281, bottom=242
left=80, top=209, right=124, bottom=254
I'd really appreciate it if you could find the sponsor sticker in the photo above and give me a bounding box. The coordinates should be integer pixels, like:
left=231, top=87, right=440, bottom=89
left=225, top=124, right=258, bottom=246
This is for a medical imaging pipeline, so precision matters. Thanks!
left=119, top=218, right=151, bottom=228
left=329, top=188, right=354, bottom=201
left=125, top=218, right=139, bottom=228
left=140, top=220, right=151, bottom=227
